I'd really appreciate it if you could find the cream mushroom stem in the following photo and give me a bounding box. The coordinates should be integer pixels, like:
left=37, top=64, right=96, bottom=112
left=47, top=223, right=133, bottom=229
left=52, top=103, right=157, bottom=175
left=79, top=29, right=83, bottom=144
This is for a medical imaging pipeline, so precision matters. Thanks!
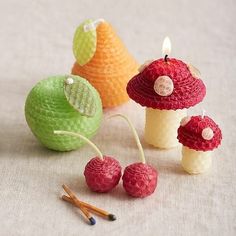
left=108, top=114, right=146, bottom=164
left=53, top=130, right=103, bottom=160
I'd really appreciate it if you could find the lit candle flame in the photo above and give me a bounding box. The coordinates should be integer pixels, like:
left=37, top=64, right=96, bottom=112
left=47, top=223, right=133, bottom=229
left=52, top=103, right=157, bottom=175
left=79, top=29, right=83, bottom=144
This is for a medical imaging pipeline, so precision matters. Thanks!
left=162, top=36, right=171, bottom=56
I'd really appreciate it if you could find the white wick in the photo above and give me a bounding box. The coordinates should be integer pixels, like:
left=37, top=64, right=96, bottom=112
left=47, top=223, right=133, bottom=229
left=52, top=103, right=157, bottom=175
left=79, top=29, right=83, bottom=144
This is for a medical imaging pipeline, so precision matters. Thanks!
left=201, top=109, right=206, bottom=119
left=53, top=130, right=103, bottom=160
left=83, top=19, right=105, bottom=32
left=93, top=18, right=105, bottom=26
left=108, top=114, right=146, bottom=164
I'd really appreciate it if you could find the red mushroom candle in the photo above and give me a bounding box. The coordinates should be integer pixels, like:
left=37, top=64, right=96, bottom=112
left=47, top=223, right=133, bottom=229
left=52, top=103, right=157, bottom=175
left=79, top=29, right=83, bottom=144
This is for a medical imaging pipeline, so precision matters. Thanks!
left=177, top=114, right=222, bottom=174
left=127, top=37, right=206, bottom=149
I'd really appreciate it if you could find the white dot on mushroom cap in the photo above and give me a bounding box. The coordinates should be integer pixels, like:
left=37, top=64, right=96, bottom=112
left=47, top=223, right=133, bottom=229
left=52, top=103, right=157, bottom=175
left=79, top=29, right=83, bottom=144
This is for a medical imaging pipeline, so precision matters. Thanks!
left=154, top=76, right=174, bottom=96
left=65, top=77, right=74, bottom=85
left=202, top=127, right=214, bottom=140
left=138, top=60, right=154, bottom=73
left=188, top=64, right=201, bottom=78
left=180, top=116, right=191, bottom=126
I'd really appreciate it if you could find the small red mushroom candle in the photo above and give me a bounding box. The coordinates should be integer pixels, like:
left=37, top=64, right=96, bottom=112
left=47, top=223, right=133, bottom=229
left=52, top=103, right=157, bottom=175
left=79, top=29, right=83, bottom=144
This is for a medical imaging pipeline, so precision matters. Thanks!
left=177, top=113, right=222, bottom=174
left=127, top=37, right=206, bottom=149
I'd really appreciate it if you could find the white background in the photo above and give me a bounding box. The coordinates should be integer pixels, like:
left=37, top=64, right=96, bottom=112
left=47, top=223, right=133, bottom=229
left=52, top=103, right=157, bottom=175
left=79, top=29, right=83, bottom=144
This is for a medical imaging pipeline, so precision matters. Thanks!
left=0, top=0, right=236, bottom=235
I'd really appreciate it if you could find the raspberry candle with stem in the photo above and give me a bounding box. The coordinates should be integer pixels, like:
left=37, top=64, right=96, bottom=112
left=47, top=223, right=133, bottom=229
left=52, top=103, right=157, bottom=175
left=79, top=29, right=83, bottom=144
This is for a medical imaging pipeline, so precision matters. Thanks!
left=109, top=114, right=158, bottom=198
left=126, top=37, right=206, bottom=149
left=54, top=130, right=122, bottom=192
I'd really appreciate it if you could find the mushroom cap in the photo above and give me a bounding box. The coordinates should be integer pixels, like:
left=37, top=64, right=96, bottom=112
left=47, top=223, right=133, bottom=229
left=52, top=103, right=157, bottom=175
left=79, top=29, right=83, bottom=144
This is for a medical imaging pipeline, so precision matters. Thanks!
left=177, top=115, right=222, bottom=151
left=126, top=58, right=206, bottom=110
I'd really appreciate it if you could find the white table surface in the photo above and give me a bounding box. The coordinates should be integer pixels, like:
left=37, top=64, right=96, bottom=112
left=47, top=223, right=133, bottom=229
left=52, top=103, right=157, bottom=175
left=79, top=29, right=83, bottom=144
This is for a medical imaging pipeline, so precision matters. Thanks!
left=1, top=0, right=236, bottom=235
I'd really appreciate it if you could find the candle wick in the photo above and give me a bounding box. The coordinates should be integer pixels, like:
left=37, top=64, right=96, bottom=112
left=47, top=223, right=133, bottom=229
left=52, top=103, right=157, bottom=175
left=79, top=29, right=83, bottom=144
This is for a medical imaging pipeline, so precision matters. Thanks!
left=201, top=109, right=206, bottom=119
left=164, top=55, right=168, bottom=62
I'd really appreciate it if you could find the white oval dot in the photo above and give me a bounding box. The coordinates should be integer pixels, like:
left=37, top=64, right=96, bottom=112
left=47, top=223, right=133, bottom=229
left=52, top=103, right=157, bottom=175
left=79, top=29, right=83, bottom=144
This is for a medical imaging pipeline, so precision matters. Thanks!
left=188, top=64, right=201, bottom=78
left=138, top=60, right=154, bottom=73
left=180, top=116, right=191, bottom=126
left=65, top=77, right=74, bottom=85
left=202, top=127, right=214, bottom=140
left=154, top=76, right=174, bottom=96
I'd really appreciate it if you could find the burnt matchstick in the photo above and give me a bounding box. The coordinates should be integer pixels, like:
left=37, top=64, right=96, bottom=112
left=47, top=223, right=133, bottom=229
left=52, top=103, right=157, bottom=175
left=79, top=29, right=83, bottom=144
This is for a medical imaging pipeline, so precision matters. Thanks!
left=62, top=184, right=96, bottom=225
left=62, top=195, right=116, bottom=221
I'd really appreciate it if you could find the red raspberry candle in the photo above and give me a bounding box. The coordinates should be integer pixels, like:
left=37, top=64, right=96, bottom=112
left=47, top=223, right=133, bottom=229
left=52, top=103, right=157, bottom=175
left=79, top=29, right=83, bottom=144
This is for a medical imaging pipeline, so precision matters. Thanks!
left=54, top=130, right=122, bottom=192
left=110, top=114, right=158, bottom=198
left=126, top=37, right=206, bottom=149
left=177, top=114, right=222, bottom=174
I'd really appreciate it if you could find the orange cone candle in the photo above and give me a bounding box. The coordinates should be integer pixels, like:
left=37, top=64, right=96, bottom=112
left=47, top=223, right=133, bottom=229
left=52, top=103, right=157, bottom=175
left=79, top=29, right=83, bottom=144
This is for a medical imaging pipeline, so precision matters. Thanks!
left=72, top=19, right=139, bottom=108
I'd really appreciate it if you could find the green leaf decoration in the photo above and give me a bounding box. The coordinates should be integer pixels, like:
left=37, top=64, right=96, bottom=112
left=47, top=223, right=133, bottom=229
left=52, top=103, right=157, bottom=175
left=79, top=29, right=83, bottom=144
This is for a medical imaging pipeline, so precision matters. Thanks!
left=64, top=76, right=97, bottom=117
left=73, top=19, right=97, bottom=66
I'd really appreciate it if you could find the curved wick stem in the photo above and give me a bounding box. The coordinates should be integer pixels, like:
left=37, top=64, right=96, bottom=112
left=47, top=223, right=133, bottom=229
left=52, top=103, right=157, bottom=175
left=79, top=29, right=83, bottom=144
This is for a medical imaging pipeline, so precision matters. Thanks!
left=108, top=114, right=146, bottom=164
left=54, top=130, right=103, bottom=160
left=164, top=54, right=168, bottom=62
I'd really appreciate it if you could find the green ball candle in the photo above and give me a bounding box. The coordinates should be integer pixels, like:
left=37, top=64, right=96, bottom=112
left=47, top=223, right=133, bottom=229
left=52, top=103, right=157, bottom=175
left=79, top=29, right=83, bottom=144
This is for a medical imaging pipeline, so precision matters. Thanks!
left=25, top=75, right=103, bottom=151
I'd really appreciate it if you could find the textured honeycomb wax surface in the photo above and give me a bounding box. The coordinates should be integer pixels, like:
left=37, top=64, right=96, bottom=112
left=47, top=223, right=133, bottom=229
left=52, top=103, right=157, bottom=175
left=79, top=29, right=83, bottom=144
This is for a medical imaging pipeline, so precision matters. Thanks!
left=145, top=108, right=187, bottom=149
left=72, top=21, right=139, bottom=108
left=127, top=58, right=206, bottom=110
left=73, top=19, right=97, bottom=66
left=181, top=146, right=212, bottom=174
left=25, top=75, right=102, bottom=151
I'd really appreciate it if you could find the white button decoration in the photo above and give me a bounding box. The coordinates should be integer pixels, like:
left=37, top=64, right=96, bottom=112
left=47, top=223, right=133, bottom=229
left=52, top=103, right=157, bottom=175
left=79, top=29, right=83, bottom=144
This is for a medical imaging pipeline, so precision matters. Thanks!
left=138, top=60, right=154, bottom=73
left=180, top=116, right=191, bottom=126
left=65, top=77, right=74, bottom=85
left=154, top=76, right=174, bottom=96
left=202, top=127, right=214, bottom=140
left=188, top=64, right=201, bottom=78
